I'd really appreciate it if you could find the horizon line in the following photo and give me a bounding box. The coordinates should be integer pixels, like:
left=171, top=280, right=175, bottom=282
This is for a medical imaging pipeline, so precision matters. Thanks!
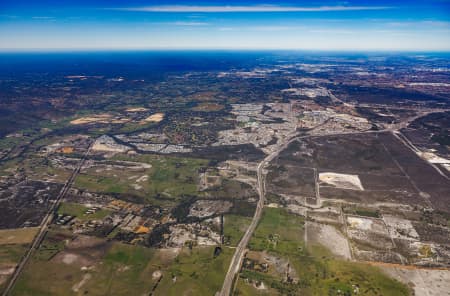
left=1, top=48, right=449, bottom=53
left=113, top=5, right=393, bottom=13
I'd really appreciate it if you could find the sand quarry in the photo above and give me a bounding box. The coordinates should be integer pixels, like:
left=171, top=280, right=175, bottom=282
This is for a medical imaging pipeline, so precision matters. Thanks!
left=125, top=107, right=149, bottom=112
left=319, top=172, right=364, bottom=190
left=141, top=113, right=165, bottom=123
left=70, top=114, right=129, bottom=125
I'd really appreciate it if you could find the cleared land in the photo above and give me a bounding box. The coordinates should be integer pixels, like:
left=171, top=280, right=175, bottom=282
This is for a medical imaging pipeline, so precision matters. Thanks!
left=272, top=132, right=439, bottom=208
left=0, top=228, right=39, bottom=245
left=319, top=172, right=364, bottom=191
left=74, top=154, right=208, bottom=205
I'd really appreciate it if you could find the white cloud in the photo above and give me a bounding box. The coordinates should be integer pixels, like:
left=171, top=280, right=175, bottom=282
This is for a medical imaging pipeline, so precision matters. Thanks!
left=218, top=27, right=235, bottom=31
left=116, top=5, right=392, bottom=13
left=387, top=20, right=450, bottom=27
left=248, top=25, right=297, bottom=31
left=309, top=29, right=355, bottom=34
left=168, top=21, right=208, bottom=26
left=32, top=16, right=55, bottom=20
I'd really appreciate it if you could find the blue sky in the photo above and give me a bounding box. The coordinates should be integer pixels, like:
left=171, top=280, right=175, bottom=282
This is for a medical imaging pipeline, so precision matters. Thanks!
left=0, top=0, right=449, bottom=51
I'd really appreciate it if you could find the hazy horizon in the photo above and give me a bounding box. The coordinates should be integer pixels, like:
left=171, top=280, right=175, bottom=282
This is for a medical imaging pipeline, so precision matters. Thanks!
left=1, top=0, right=450, bottom=51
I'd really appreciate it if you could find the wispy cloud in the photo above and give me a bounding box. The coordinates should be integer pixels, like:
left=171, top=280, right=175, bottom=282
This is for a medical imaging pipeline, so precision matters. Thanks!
left=309, top=29, right=355, bottom=34
left=116, top=5, right=392, bottom=13
left=0, top=14, right=18, bottom=19
left=218, top=27, right=235, bottom=31
left=32, top=16, right=55, bottom=20
left=168, top=21, right=208, bottom=26
left=387, top=20, right=450, bottom=27
left=248, top=25, right=298, bottom=31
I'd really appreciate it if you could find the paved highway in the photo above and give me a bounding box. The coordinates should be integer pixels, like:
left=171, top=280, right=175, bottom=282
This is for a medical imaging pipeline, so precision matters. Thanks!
left=218, top=133, right=299, bottom=296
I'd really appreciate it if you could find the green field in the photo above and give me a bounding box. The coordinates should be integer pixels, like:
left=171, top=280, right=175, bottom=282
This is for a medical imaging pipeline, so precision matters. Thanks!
left=12, top=230, right=233, bottom=296
left=237, top=207, right=411, bottom=296
left=223, top=214, right=252, bottom=246
left=58, top=202, right=112, bottom=221
left=12, top=240, right=162, bottom=296
left=74, top=154, right=208, bottom=205
left=343, top=206, right=381, bottom=218
left=0, top=244, right=29, bottom=294
left=249, top=207, right=305, bottom=255
left=154, top=246, right=233, bottom=296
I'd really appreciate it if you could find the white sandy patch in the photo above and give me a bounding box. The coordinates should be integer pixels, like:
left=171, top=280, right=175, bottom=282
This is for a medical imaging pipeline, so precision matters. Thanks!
left=310, top=222, right=351, bottom=259
left=383, top=215, right=419, bottom=240
left=254, top=281, right=267, bottom=290
left=70, top=114, right=112, bottom=125
left=72, top=273, right=92, bottom=292
left=0, top=266, right=15, bottom=276
left=142, top=113, right=165, bottom=123
left=92, top=135, right=130, bottom=153
left=382, top=267, right=450, bottom=296
left=131, top=184, right=143, bottom=190
left=319, top=172, right=364, bottom=190
left=417, top=152, right=450, bottom=171
left=286, top=204, right=307, bottom=217
left=125, top=107, right=148, bottom=112
left=70, top=114, right=129, bottom=125
left=135, top=175, right=148, bottom=183
left=347, top=216, right=373, bottom=230
left=62, top=253, right=79, bottom=265
left=152, top=270, right=162, bottom=280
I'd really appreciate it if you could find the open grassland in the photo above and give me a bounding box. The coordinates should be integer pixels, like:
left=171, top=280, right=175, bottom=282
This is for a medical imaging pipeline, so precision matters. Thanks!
left=74, top=154, right=208, bottom=204
left=58, top=202, right=112, bottom=221
left=249, top=207, right=305, bottom=255
left=0, top=156, right=71, bottom=183
left=0, top=244, right=29, bottom=294
left=0, top=228, right=39, bottom=245
left=12, top=238, right=165, bottom=296
left=12, top=230, right=232, bottom=296
left=223, top=214, right=252, bottom=246
left=154, top=246, right=233, bottom=296
left=238, top=207, right=411, bottom=296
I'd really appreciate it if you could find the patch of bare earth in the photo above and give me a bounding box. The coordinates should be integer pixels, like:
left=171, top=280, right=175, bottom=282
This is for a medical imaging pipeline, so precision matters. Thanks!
left=141, top=113, right=164, bottom=123
left=308, top=221, right=352, bottom=260
left=319, top=172, right=364, bottom=190
left=72, top=273, right=92, bottom=292
left=382, top=267, right=450, bottom=296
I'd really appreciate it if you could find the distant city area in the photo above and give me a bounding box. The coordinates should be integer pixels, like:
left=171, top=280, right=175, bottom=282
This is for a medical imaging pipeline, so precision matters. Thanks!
left=0, top=52, right=449, bottom=296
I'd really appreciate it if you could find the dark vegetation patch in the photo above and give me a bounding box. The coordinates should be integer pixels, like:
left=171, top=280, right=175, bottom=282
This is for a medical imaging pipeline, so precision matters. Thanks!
left=190, top=144, right=265, bottom=162
left=267, top=164, right=316, bottom=197
left=379, top=132, right=450, bottom=213
left=343, top=206, right=381, bottom=218
left=229, top=200, right=256, bottom=217
left=332, top=85, right=448, bottom=106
